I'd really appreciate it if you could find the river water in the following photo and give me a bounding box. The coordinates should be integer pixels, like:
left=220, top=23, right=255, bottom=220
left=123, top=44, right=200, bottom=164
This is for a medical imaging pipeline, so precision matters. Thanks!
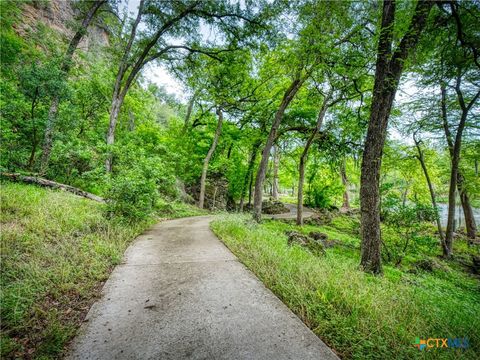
left=437, top=203, right=480, bottom=228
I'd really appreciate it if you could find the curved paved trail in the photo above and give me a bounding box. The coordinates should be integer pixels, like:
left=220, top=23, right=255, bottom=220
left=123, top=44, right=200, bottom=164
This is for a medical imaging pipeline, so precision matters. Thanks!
left=67, top=215, right=337, bottom=360
left=267, top=203, right=315, bottom=220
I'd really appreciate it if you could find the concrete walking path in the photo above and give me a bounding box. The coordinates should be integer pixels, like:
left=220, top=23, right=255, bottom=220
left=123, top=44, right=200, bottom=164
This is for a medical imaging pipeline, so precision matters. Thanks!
left=267, top=203, right=315, bottom=220
left=67, top=216, right=338, bottom=360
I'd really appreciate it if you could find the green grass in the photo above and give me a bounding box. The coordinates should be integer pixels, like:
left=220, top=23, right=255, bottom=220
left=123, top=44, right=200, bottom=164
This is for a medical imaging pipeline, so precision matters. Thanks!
left=211, top=214, right=480, bottom=359
left=0, top=182, right=204, bottom=359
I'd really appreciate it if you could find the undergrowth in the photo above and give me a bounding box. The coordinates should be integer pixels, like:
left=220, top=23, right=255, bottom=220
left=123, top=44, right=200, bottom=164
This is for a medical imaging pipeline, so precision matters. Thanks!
left=0, top=182, right=203, bottom=359
left=211, top=214, right=480, bottom=359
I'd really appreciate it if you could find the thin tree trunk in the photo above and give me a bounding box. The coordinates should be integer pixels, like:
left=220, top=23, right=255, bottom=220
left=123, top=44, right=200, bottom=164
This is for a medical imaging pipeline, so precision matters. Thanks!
left=297, top=96, right=329, bottom=225
left=360, top=0, right=432, bottom=274
left=28, top=88, right=39, bottom=170
left=445, top=138, right=463, bottom=257
left=105, top=0, right=145, bottom=172
left=40, top=0, right=106, bottom=173
left=253, top=76, right=305, bottom=222
left=105, top=1, right=198, bottom=172
left=441, top=82, right=478, bottom=243
left=401, top=186, right=409, bottom=207
left=248, top=170, right=254, bottom=207
left=272, top=144, right=280, bottom=200
left=198, top=109, right=223, bottom=209
left=183, top=93, right=196, bottom=132
left=414, top=137, right=446, bottom=249
left=340, top=159, right=350, bottom=209
left=239, top=139, right=261, bottom=211
left=128, top=109, right=135, bottom=131
left=458, top=174, right=477, bottom=240
left=105, top=95, right=124, bottom=172
left=443, top=76, right=480, bottom=255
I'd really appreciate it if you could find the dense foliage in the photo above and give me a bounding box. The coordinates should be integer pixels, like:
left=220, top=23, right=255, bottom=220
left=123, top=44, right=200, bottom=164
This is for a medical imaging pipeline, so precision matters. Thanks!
left=1, top=0, right=479, bottom=358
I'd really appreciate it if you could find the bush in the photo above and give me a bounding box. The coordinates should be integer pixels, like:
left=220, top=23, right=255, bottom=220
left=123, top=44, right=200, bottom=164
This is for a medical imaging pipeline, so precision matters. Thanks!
left=105, top=152, right=177, bottom=220
left=414, top=203, right=439, bottom=222
left=105, top=170, right=159, bottom=221
left=382, top=204, right=438, bottom=266
left=305, top=184, right=342, bottom=209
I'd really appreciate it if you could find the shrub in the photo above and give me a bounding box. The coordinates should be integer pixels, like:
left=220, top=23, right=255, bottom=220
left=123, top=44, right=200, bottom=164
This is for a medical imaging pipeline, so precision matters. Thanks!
left=382, top=204, right=438, bottom=266
left=105, top=169, right=159, bottom=221
left=105, top=154, right=176, bottom=221
left=306, top=184, right=342, bottom=209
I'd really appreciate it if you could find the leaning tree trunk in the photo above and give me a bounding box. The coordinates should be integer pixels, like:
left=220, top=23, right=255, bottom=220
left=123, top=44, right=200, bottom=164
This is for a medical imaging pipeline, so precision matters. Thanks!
left=340, top=159, right=350, bottom=210
left=253, top=77, right=305, bottom=222
left=445, top=143, right=462, bottom=257
left=239, top=139, right=261, bottom=211
left=1, top=173, right=104, bottom=202
left=360, top=0, right=432, bottom=274
left=105, top=93, right=125, bottom=172
left=198, top=109, right=223, bottom=209
left=458, top=174, right=477, bottom=240
left=272, top=145, right=280, bottom=200
left=445, top=109, right=473, bottom=256
left=182, top=93, right=196, bottom=133
left=104, top=1, right=199, bottom=173
left=297, top=96, right=329, bottom=225
left=414, top=137, right=446, bottom=250
left=248, top=170, right=254, bottom=207
left=40, top=0, right=106, bottom=174
left=441, top=82, right=478, bottom=243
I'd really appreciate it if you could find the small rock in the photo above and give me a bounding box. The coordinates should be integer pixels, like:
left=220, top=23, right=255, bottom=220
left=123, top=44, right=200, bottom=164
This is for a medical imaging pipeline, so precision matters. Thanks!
left=303, top=211, right=333, bottom=226
left=309, top=232, right=328, bottom=241
left=305, top=239, right=326, bottom=256
left=262, top=200, right=289, bottom=214
left=323, top=239, right=341, bottom=248
left=412, top=259, right=444, bottom=272
left=285, top=230, right=310, bottom=246
left=285, top=230, right=325, bottom=256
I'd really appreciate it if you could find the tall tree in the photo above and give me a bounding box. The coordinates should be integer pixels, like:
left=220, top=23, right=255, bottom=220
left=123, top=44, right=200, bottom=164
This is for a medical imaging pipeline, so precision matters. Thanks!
left=360, top=0, right=433, bottom=274
left=272, top=144, right=280, bottom=200
left=198, top=108, right=223, bottom=208
left=296, top=93, right=330, bottom=225
left=443, top=75, right=480, bottom=255
left=239, top=138, right=262, bottom=211
left=253, top=74, right=306, bottom=222
left=413, top=134, right=445, bottom=247
left=104, top=0, right=261, bottom=172
left=39, top=0, right=107, bottom=173
left=340, top=158, right=350, bottom=210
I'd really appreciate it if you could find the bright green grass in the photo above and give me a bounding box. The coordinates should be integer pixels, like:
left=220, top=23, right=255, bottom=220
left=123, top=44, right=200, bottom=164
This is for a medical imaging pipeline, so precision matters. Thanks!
left=211, top=214, right=480, bottom=360
left=0, top=182, right=203, bottom=359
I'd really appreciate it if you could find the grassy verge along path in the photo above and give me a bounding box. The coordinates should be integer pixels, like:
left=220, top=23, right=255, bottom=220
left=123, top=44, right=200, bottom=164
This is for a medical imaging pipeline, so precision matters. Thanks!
left=0, top=182, right=203, bottom=359
left=211, top=214, right=479, bottom=360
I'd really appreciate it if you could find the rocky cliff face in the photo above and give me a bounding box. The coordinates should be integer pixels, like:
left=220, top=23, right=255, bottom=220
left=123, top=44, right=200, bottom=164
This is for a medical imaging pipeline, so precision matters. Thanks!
left=17, top=0, right=109, bottom=50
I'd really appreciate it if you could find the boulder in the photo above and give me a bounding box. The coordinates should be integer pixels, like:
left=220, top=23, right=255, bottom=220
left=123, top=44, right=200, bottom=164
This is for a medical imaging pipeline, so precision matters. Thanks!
left=175, top=178, right=195, bottom=204
left=323, top=239, right=342, bottom=248
left=412, top=258, right=444, bottom=272
left=285, top=230, right=325, bottom=256
left=303, top=210, right=333, bottom=226
left=309, top=231, right=328, bottom=241
left=285, top=230, right=310, bottom=246
left=187, top=172, right=230, bottom=210
left=308, top=232, right=341, bottom=249
left=262, top=200, right=289, bottom=214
